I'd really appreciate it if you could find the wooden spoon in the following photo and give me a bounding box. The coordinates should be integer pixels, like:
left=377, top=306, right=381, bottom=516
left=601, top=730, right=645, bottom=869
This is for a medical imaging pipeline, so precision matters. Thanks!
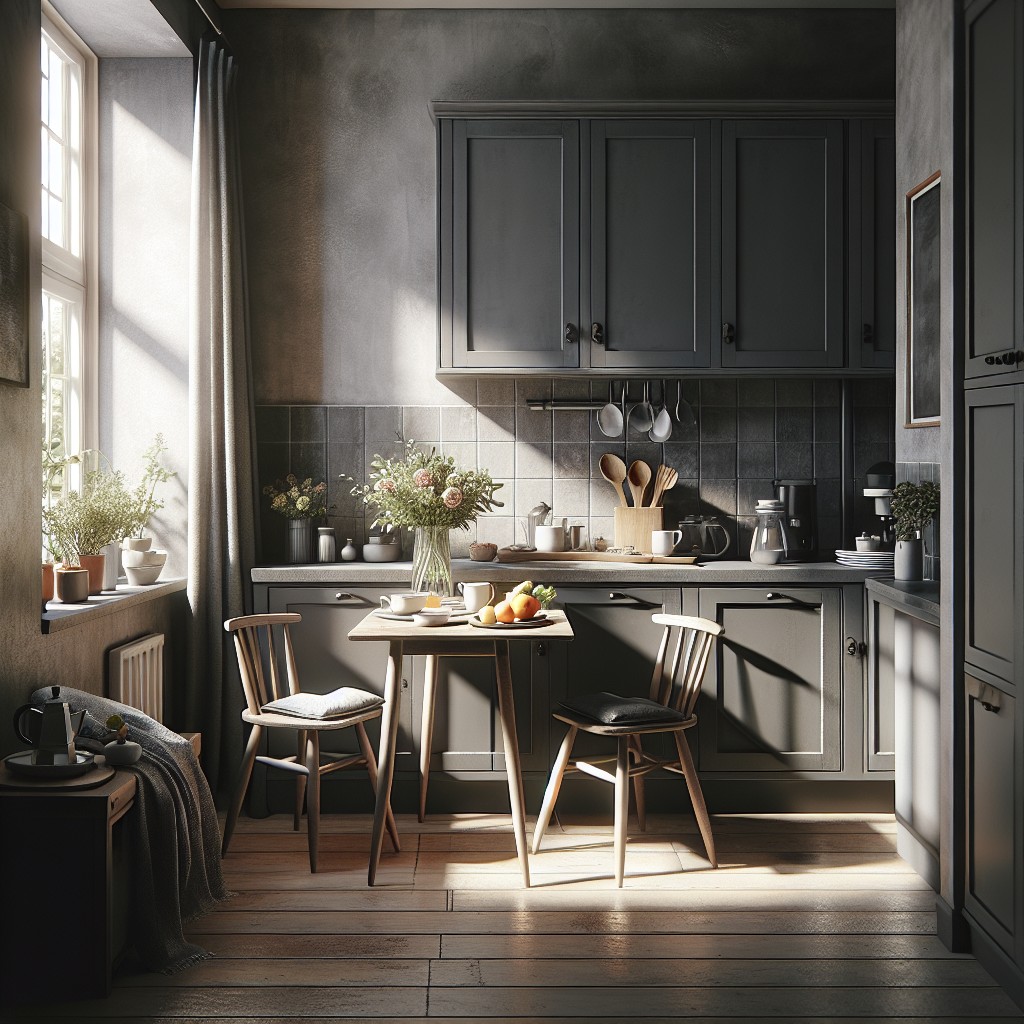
left=650, top=465, right=678, bottom=508
left=627, top=460, right=652, bottom=508
left=599, top=453, right=629, bottom=507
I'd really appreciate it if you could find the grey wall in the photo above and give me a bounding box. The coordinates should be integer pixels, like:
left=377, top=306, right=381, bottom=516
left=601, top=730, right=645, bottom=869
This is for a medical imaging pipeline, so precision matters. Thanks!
left=99, top=58, right=192, bottom=579
left=226, top=7, right=895, bottom=409
left=894, top=0, right=958, bottom=930
left=0, top=5, right=190, bottom=757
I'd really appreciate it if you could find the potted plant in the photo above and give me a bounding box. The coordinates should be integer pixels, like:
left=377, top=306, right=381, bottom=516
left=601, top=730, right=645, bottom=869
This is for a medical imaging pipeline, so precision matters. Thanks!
left=889, top=480, right=940, bottom=581
left=122, top=435, right=176, bottom=550
left=43, top=470, right=135, bottom=595
left=262, top=474, right=332, bottom=563
left=103, top=714, right=142, bottom=765
left=350, top=438, right=503, bottom=596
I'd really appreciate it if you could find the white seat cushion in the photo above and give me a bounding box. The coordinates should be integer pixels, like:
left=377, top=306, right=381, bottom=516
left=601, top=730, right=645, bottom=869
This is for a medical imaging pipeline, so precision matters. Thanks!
left=261, top=687, right=384, bottom=720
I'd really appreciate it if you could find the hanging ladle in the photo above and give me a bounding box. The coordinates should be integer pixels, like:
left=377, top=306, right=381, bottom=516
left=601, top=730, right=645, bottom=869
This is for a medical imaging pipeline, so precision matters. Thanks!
left=674, top=380, right=698, bottom=427
left=596, top=381, right=624, bottom=438
left=627, top=381, right=655, bottom=433
left=649, top=380, right=673, bottom=442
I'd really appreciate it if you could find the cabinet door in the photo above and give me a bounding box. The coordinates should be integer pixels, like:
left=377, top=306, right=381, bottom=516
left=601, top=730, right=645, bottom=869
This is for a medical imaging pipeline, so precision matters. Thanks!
left=720, top=120, right=844, bottom=368
left=965, top=386, right=1023, bottom=687
left=588, top=120, right=712, bottom=369
left=849, top=119, right=896, bottom=369
left=965, top=0, right=1023, bottom=380
left=866, top=595, right=897, bottom=772
left=965, top=673, right=1019, bottom=957
left=441, top=119, right=580, bottom=369
left=697, top=587, right=843, bottom=771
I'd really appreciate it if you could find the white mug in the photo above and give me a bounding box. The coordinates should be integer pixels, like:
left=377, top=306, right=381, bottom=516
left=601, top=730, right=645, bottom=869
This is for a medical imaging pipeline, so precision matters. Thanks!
left=535, top=524, right=566, bottom=552
left=380, top=592, right=429, bottom=615
left=651, top=529, right=684, bottom=557
left=458, top=581, right=494, bottom=613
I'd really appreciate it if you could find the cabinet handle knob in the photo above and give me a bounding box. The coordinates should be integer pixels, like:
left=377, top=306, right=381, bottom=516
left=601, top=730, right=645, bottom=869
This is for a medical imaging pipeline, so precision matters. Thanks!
left=985, top=356, right=996, bottom=365
left=722, top=322, right=735, bottom=345
left=591, top=322, right=604, bottom=346
left=862, top=323, right=874, bottom=344
left=981, top=701, right=1000, bottom=713
left=564, top=323, right=578, bottom=345
left=846, top=636, right=865, bottom=657
left=335, top=592, right=352, bottom=600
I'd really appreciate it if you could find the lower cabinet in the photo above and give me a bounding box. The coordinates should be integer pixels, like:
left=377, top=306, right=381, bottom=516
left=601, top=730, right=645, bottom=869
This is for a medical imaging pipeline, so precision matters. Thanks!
left=965, top=671, right=1020, bottom=962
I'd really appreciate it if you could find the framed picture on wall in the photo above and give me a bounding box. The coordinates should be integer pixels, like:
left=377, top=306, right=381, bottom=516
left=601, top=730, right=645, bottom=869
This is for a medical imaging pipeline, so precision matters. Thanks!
left=0, top=201, right=30, bottom=389
left=906, top=171, right=941, bottom=428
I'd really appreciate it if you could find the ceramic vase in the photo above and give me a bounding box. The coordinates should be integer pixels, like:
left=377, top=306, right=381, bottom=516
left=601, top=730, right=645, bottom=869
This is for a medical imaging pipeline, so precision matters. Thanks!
left=78, top=553, right=106, bottom=595
left=411, top=525, right=453, bottom=597
left=102, top=542, right=120, bottom=590
left=54, top=566, right=90, bottom=603
left=42, top=562, right=55, bottom=606
left=317, top=526, right=337, bottom=563
left=894, top=537, right=923, bottom=582
left=104, top=739, right=142, bottom=765
left=288, top=518, right=313, bottom=564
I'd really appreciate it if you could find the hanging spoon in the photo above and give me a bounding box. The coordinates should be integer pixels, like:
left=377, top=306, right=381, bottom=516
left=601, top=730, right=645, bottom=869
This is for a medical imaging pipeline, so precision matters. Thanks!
left=649, top=380, right=673, bottom=442
left=597, top=381, right=623, bottom=438
left=627, top=381, right=654, bottom=433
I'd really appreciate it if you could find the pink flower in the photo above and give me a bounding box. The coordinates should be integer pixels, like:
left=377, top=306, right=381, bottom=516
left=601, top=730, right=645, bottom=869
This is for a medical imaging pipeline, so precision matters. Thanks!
left=375, top=478, right=397, bottom=492
left=413, top=468, right=434, bottom=488
left=442, top=486, right=463, bottom=509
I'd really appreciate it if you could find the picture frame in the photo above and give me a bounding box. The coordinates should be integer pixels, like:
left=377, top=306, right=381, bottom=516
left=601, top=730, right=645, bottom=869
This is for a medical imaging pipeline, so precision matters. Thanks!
left=0, top=200, right=29, bottom=389
left=905, top=171, right=941, bottom=428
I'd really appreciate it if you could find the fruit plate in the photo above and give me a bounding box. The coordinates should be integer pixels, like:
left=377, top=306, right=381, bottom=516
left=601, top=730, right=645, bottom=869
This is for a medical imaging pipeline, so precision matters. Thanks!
left=468, top=612, right=553, bottom=629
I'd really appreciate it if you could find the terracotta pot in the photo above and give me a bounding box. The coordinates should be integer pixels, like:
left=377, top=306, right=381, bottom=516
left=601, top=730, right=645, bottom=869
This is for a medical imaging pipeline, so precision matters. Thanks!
left=54, top=567, right=90, bottom=603
left=41, top=562, right=55, bottom=605
left=78, top=553, right=106, bottom=595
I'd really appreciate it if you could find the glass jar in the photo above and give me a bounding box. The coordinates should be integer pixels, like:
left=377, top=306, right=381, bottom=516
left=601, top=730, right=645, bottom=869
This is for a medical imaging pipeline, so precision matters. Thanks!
left=750, top=501, right=790, bottom=565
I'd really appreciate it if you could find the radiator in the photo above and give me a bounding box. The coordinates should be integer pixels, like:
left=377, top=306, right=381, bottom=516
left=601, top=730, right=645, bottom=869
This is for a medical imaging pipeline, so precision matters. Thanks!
left=108, top=633, right=165, bottom=723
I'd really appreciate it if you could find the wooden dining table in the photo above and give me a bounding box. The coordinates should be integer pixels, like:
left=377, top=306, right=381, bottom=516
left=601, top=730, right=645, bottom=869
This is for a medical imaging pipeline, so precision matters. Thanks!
left=347, top=608, right=574, bottom=887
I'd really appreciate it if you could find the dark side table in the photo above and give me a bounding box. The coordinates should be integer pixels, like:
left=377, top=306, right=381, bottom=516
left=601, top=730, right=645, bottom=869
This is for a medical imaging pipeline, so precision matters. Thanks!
left=0, top=765, right=136, bottom=1005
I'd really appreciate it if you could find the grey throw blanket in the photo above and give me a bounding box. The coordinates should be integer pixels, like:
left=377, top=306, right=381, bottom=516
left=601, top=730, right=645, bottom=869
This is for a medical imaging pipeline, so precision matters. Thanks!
left=30, top=686, right=231, bottom=973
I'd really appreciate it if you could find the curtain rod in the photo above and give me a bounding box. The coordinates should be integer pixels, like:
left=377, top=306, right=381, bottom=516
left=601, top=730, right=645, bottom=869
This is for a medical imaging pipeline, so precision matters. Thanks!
left=195, top=0, right=224, bottom=36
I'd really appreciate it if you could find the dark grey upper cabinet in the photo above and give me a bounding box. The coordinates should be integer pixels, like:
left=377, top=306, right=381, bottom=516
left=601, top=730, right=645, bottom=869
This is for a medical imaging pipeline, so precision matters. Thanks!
left=965, top=0, right=1024, bottom=380
left=588, top=120, right=713, bottom=369
left=440, top=119, right=580, bottom=369
left=965, top=385, right=1023, bottom=688
left=849, top=119, right=896, bottom=369
left=720, top=120, right=845, bottom=369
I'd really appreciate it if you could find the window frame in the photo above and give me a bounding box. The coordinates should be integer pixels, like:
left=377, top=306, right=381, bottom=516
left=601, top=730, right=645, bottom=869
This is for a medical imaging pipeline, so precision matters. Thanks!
left=41, top=2, right=98, bottom=460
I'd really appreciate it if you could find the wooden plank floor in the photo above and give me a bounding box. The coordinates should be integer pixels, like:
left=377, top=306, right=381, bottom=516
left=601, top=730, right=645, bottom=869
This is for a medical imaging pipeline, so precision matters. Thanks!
left=16, top=812, right=1024, bottom=1022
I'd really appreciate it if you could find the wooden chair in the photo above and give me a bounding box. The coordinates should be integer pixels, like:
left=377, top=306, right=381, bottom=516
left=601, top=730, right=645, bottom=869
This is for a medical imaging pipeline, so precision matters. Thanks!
left=222, top=612, right=399, bottom=872
left=532, top=613, right=723, bottom=886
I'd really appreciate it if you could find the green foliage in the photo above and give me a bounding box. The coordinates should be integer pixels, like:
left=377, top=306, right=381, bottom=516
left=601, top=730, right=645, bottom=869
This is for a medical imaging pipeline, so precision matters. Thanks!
left=531, top=584, right=557, bottom=609
left=889, top=480, right=940, bottom=542
left=349, top=438, right=503, bottom=531
left=43, top=469, right=136, bottom=561
left=124, top=435, right=176, bottom=538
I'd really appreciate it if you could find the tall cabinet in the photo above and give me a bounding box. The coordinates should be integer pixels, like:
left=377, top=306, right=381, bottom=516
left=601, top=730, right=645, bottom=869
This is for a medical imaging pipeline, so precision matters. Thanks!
left=963, top=0, right=1024, bottom=1005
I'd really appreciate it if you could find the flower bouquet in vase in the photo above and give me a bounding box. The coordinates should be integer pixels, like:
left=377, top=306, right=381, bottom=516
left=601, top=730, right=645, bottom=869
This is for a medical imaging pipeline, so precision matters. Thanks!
left=263, top=474, right=332, bottom=564
left=350, top=439, right=503, bottom=597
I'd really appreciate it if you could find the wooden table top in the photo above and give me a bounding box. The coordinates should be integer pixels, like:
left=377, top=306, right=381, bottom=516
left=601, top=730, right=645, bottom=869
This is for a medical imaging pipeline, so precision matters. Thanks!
left=348, top=608, right=574, bottom=642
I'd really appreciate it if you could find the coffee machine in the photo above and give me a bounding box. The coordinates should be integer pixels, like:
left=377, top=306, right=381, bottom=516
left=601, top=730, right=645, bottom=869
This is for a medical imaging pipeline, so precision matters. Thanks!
left=774, top=479, right=817, bottom=562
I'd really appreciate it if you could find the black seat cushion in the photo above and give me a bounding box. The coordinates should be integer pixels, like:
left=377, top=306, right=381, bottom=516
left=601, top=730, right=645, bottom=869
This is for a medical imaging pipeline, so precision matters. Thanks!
left=558, top=692, right=688, bottom=726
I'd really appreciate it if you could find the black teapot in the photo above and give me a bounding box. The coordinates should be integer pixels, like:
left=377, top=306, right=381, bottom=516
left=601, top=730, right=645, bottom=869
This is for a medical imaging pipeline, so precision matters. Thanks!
left=12, top=686, right=87, bottom=748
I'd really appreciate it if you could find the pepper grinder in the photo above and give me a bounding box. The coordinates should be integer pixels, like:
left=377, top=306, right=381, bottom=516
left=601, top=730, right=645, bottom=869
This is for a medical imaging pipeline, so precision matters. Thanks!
left=341, top=537, right=357, bottom=561
left=317, top=526, right=337, bottom=563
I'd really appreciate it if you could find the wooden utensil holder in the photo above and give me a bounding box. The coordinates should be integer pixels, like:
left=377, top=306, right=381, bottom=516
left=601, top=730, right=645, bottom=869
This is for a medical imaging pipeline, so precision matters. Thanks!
left=613, top=506, right=664, bottom=554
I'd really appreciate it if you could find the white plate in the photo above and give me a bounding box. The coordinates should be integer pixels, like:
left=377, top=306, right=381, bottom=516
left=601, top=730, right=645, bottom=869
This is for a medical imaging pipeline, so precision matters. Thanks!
left=374, top=609, right=468, bottom=623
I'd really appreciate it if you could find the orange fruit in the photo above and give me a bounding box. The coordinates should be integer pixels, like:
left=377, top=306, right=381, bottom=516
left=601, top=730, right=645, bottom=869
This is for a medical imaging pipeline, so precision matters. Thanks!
left=494, top=600, right=515, bottom=623
left=424, top=594, right=442, bottom=608
left=510, top=593, right=541, bottom=620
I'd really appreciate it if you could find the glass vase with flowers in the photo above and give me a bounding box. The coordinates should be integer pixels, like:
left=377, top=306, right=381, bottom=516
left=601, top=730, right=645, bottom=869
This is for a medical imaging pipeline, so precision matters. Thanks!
left=350, top=439, right=503, bottom=596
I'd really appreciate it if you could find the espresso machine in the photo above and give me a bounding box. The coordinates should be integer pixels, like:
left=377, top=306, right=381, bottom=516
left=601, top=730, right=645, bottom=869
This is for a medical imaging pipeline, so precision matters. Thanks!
left=774, top=479, right=817, bottom=562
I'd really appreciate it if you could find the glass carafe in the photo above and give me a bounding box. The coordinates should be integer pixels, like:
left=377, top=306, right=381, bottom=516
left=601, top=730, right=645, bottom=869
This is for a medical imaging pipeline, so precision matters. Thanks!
left=750, top=500, right=790, bottom=565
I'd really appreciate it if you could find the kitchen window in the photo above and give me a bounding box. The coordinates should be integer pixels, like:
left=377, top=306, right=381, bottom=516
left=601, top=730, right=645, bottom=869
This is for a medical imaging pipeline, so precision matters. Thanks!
left=41, top=5, right=97, bottom=503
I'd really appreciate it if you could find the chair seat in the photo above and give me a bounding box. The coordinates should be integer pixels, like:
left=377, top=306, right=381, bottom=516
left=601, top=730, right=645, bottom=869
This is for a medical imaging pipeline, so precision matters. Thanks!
left=242, top=706, right=383, bottom=730
left=261, top=686, right=384, bottom=720
left=557, top=692, right=692, bottom=734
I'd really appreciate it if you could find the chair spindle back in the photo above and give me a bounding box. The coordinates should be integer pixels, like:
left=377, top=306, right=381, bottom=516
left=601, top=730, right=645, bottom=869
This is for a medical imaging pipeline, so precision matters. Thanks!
left=224, top=612, right=303, bottom=715
left=648, top=614, right=724, bottom=720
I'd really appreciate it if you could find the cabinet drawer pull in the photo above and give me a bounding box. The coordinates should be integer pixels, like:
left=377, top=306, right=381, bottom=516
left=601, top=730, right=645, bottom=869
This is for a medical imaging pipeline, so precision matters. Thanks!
left=335, top=592, right=352, bottom=600
left=607, top=591, right=662, bottom=610
left=966, top=674, right=1004, bottom=712
left=722, top=322, right=735, bottom=345
left=591, top=322, right=604, bottom=346
left=981, top=700, right=1000, bottom=714
left=564, top=322, right=578, bottom=345
left=766, top=591, right=821, bottom=611
left=985, top=356, right=996, bottom=365
left=846, top=636, right=865, bottom=657
left=862, top=323, right=874, bottom=345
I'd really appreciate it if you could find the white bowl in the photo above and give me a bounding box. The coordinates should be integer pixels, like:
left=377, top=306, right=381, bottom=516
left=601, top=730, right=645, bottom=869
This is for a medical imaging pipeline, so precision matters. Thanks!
left=125, top=564, right=163, bottom=586
left=122, top=548, right=167, bottom=569
left=362, top=543, right=402, bottom=563
left=121, top=537, right=152, bottom=552
left=412, top=609, right=451, bottom=627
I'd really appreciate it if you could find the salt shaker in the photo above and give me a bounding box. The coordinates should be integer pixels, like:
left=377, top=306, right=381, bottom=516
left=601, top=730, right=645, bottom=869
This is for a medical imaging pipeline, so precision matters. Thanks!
left=341, top=537, right=358, bottom=561
left=317, top=526, right=337, bottom=562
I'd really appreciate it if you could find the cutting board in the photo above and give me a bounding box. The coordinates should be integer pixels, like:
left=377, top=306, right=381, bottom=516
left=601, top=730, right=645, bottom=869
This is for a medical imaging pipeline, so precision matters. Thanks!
left=495, top=548, right=698, bottom=565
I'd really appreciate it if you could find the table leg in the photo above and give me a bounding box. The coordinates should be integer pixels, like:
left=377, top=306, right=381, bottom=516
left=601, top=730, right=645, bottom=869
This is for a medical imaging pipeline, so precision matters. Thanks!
left=418, top=654, right=439, bottom=822
left=494, top=639, right=531, bottom=888
left=368, top=639, right=403, bottom=886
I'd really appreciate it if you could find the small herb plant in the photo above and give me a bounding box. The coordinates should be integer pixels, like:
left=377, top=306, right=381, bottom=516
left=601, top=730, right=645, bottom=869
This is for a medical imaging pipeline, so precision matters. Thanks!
left=889, top=480, right=940, bottom=542
left=124, top=435, right=176, bottom=538
left=105, top=714, right=129, bottom=744
left=43, top=470, right=136, bottom=562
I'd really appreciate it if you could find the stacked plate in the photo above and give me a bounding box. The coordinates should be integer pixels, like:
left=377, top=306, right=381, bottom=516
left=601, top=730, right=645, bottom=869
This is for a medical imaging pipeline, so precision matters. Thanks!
left=834, top=549, right=895, bottom=575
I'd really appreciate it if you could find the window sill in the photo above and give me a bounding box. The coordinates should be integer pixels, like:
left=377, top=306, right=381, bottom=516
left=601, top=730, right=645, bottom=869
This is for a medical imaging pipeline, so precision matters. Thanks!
left=42, top=578, right=187, bottom=635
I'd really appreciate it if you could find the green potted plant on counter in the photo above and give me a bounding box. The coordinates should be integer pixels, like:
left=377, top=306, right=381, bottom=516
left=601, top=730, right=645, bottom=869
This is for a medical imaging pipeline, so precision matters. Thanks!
left=889, top=480, right=940, bottom=582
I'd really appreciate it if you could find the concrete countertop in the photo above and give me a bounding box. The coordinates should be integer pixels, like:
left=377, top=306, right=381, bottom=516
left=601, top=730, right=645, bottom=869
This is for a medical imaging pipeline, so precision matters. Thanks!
left=253, top=559, right=878, bottom=586
left=865, top=577, right=940, bottom=625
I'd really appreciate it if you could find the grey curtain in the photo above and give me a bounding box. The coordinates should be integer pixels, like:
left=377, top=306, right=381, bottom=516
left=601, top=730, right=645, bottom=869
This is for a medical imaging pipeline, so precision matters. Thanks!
left=188, top=35, right=257, bottom=796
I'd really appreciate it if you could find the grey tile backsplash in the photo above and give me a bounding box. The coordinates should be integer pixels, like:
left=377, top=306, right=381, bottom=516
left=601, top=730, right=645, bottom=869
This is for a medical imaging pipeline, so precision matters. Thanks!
left=255, top=378, right=895, bottom=564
